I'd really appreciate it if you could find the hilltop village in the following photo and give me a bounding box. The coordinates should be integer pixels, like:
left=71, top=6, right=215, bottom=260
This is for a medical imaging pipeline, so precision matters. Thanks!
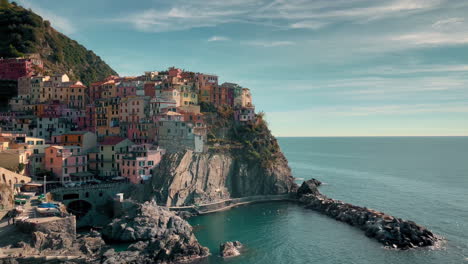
left=0, top=56, right=256, bottom=188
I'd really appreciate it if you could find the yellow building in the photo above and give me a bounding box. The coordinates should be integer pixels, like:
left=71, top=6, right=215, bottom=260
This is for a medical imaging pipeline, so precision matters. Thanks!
left=179, top=85, right=198, bottom=106
left=95, top=98, right=121, bottom=138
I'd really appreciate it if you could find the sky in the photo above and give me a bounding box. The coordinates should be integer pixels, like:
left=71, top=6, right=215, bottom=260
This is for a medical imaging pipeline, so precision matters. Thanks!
left=16, top=0, right=468, bottom=137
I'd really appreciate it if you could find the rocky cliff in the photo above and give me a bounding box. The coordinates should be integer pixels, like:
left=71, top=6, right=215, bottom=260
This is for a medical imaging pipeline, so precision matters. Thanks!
left=150, top=149, right=296, bottom=207
left=101, top=200, right=209, bottom=263
left=0, top=183, right=13, bottom=210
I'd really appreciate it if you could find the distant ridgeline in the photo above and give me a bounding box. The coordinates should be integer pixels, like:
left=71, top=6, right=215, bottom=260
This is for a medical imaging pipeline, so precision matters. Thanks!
left=0, top=0, right=116, bottom=100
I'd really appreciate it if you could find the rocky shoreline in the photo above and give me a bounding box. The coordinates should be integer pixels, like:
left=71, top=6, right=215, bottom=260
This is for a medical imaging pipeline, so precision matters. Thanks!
left=0, top=178, right=441, bottom=263
left=297, top=179, right=439, bottom=249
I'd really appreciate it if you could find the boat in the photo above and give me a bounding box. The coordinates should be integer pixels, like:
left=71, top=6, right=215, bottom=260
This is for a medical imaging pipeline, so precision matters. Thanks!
left=36, top=207, right=60, bottom=215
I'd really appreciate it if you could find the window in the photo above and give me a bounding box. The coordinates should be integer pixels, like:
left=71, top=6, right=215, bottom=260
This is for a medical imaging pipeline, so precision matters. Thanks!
left=50, top=158, right=53, bottom=164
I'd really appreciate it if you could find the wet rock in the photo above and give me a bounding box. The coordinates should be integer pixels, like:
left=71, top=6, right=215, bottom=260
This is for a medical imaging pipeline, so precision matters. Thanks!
left=78, top=235, right=107, bottom=256
left=176, top=211, right=195, bottom=219
left=297, top=181, right=438, bottom=249
left=101, top=200, right=209, bottom=263
left=220, top=241, right=243, bottom=258
left=297, top=179, right=322, bottom=198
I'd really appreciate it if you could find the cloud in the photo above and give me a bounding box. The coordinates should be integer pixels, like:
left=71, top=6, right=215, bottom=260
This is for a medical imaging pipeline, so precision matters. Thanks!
left=271, top=103, right=468, bottom=117
left=17, top=0, right=76, bottom=34
left=289, top=21, right=328, bottom=30
left=391, top=32, right=468, bottom=46
left=244, top=41, right=295, bottom=47
left=116, top=0, right=444, bottom=33
left=351, top=64, right=468, bottom=75
left=208, top=36, right=230, bottom=42
left=255, top=0, right=443, bottom=21
left=432, top=17, right=465, bottom=29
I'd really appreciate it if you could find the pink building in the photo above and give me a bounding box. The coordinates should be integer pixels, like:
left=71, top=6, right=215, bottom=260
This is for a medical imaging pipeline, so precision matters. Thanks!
left=168, top=67, right=182, bottom=78
left=119, top=144, right=165, bottom=184
left=149, top=97, right=177, bottom=117
left=123, top=119, right=157, bottom=144
left=40, top=101, right=67, bottom=118
left=116, top=82, right=137, bottom=98
left=234, top=106, right=256, bottom=123
left=119, top=96, right=149, bottom=123
left=45, top=145, right=88, bottom=183
left=144, top=82, right=156, bottom=97
left=0, top=57, right=43, bottom=80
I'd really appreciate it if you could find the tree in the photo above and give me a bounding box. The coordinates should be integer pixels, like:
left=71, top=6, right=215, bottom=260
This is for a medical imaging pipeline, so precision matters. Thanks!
left=7, top=44, right=23, bottom=57
left=17, top=163, right=25, bottom=173
left=0, top=0, right=10, bottom=9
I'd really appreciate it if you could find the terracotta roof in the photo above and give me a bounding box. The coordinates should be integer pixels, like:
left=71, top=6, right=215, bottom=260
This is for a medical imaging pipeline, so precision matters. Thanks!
left=100, top=136, right=127, bottom=145
left=70, top=84, right=86, bottom=88
left=166, top=111, right=182, bottom=116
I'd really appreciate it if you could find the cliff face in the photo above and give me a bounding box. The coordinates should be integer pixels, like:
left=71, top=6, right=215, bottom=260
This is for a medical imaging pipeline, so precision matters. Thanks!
left=0, top=183, right=13, bottom=209
left=151, top=149, right=296, bottom=207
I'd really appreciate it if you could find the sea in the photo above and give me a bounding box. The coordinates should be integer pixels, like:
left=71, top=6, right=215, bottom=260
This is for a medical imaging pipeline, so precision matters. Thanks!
left=189, top=137, right=468, bottom=264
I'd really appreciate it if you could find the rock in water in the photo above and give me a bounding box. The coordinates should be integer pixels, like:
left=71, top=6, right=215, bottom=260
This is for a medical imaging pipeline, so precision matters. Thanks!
left=297, top=179, right=438, bottom=249
left=296, top=178, right=322, bottom=197
left=102, top=200, right=209, bottom=263
left=220, top=241, right=243, bottom=258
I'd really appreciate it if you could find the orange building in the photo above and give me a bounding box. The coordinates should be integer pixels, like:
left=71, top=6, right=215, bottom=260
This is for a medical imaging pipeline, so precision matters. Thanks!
left=50, top=131, right=97, bottom=153
left=196, top=73, right=218, bottom=104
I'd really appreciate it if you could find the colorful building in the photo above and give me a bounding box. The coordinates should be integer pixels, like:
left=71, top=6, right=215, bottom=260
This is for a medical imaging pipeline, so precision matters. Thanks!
left=0, top=56, right=43, bottom=80
left=95, top=136, right=133, bottom=178
left=45, top=146, right=88, bottom=183
left=95, top=98, right=121, bottom=137
left=119, top=144, right=165, bottom=184
left=51, top=131, right=97, bottom=152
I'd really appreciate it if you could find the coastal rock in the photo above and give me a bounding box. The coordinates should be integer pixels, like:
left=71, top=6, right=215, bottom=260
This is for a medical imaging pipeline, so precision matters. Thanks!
left=151, top=150, right=297, bottom=206
left=297, top=180, right=438, bottom=249
left=101, top=200, right=209, bottom=263
left=220, top=241, right=243, bottom=258
left=297, top=179, right=321, bottom=197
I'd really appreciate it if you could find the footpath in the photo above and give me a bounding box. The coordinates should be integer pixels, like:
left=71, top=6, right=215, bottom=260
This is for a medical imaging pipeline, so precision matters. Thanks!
left=169, top=194, right=294, bottom=214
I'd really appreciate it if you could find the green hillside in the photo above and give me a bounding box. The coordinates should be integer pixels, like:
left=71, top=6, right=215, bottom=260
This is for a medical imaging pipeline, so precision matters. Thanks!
left=0, top=0, right=117, bottom=85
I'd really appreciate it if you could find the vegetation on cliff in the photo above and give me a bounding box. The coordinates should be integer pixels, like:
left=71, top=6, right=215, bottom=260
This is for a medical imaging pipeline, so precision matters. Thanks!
left=0, top=0, right=117, bottom=85
left=202, top=104, right=281, bottom=168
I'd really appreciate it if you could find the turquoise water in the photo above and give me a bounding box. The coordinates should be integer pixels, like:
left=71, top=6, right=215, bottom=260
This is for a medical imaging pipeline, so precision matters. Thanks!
left=189, top=137, right=468, bottom=264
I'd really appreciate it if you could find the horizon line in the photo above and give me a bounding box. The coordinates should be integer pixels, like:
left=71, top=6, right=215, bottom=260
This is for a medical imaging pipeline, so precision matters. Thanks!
left=275, top=135, right=468, bottom=138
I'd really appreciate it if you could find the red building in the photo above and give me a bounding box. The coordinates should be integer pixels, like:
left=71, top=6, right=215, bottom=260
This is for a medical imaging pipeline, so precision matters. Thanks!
left=144, top=82, right=156, bottom=97
left=0, top=57, right=43, bottom=80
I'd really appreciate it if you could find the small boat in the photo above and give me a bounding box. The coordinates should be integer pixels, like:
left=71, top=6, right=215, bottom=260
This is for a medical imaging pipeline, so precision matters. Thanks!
left=36, top=207, right=60, bottom=215
left=15, top=199, right=27, bottom=205
left=15, top=206, right=24, bottom=213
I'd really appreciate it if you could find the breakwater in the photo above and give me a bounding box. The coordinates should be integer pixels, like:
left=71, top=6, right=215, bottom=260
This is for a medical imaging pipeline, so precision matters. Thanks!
left=297, top=179, right=438, bottom=249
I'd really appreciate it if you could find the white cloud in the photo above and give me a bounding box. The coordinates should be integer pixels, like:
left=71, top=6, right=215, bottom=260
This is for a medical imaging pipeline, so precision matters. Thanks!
left=351, top=64, right=468, bottom=75
left=117, top=0, right=445, bottom=32
left=290, top=21, right=328, bottom=30
left=432, top=17, right=465, bottom=29
left=391, top=32, right=468, bottom=45
left=208, top=36, right=230, bottom=42
left=271, top=103, right=468, bottom=117
left=17, top=0, right=76, bottom=34
left=244, top=41, right=295, bottom=47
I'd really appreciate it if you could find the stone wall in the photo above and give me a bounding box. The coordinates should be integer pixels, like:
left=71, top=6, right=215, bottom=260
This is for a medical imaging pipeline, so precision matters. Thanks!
left=17, top=216, right=76, bottom=238
left=50, top=183, right=133, bottom=227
